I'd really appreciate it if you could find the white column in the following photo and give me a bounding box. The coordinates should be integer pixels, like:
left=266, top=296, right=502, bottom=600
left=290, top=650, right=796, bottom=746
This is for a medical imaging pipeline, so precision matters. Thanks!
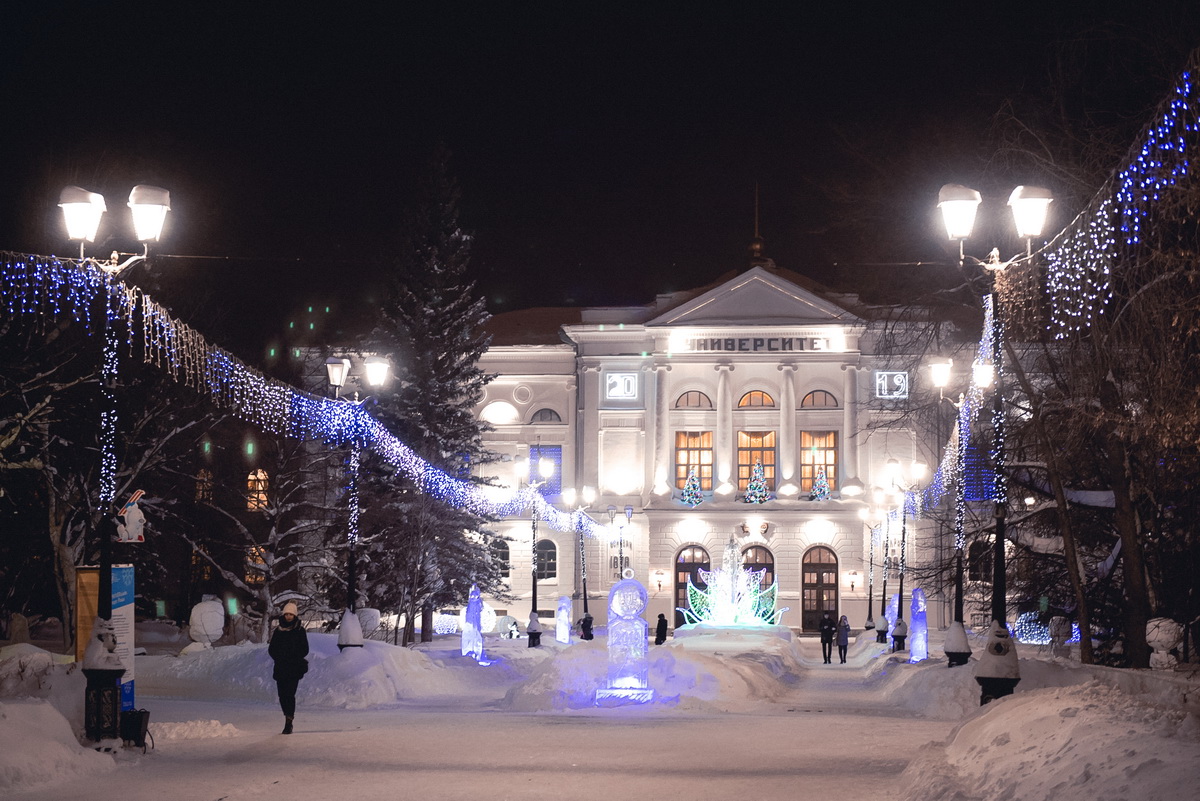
left=716, top=364, right=734, bottom=485
left=778, top=364, right=797, bottom=481
left=841, top=365, right=859, bottom=483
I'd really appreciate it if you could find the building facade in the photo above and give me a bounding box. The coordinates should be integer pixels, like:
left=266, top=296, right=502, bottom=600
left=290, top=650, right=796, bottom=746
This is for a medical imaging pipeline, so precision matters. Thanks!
left=476, top=263, right=944, bottom=632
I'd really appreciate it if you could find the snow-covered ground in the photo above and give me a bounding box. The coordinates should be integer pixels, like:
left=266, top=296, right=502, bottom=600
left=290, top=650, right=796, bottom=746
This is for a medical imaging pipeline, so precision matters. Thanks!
left=1, top=625, right=1197, bottom=800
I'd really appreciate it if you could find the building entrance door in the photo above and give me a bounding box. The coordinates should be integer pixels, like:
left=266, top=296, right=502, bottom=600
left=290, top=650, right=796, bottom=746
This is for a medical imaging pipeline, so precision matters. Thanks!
left=802, top=546, right=838, bottom=631
left=675, top=545, right=710, bottom=629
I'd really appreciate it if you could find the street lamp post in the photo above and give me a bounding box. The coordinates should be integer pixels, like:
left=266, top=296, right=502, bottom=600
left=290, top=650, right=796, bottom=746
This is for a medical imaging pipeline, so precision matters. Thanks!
left=931, top=360, right=972, bottom=667
left=873, top=485, right=891, bottom=643
left=938, top=183, right=1052, bottom=698
left=858, top=504, right=881, bottom=631
left=326, top=354, right=391, bottom=650
left=886, top=458, right=927, bottom=629
left=562, top=486, right=596, bottom=615
left=515, top=454, right=554, bottom=615
left=61, top=185, right=171, bottom=741
left=608, top=504, right=635, bottom=580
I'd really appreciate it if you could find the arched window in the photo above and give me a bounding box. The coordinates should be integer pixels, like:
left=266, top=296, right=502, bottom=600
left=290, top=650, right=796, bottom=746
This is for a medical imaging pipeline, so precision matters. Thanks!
left=968, top=541, right=993, bottom=583
left=195, top=468, right=213, bottom=503
left=675, top=390, right=713, bottom=409
left=480, top=401, right=520, bottom=425
left=675, top=546, right=711, bottom=628
left=738, top=390, right=775, bottom=408
left=800, top=390, right=839, bottom=408
left=535, top=540, right=557, bottom=580
left=530, top=407, right=562, bottom=423
left=742, top=545, right=775, bottom=587
left=491, top=540, right=511, bottom=578
left=246, top=469, right=269, bottom=511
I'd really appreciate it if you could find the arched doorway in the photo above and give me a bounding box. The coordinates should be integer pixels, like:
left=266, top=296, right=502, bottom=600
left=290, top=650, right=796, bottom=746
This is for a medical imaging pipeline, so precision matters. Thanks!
left=675, top=545, right=710, bottom=628
left=802, top=546, right=838, bottom=631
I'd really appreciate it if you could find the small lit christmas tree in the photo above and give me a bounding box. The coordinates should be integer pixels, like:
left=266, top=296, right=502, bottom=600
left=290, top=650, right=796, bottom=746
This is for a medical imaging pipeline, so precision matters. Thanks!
left=809, top=467, right=830, bottom=501
left=743, top=459, right=770, bottom=504
left=681, top=468, right=703, bottom=507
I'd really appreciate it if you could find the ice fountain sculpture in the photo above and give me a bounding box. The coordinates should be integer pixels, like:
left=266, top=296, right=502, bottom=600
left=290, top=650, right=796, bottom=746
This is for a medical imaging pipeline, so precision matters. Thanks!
left=461, top=584, right=484, bottom=662
left=595, top=579, right=654, bottom=705
left=556, top=596, right=572, bottom=644
left=677, top=537, right=787, bottom=626
left=909, top=588, right=928, bottom=662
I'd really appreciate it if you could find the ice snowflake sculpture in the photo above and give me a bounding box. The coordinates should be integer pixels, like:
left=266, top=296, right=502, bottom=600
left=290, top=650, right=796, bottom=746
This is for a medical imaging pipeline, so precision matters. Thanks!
left=677, top=538, right=787, bottom=626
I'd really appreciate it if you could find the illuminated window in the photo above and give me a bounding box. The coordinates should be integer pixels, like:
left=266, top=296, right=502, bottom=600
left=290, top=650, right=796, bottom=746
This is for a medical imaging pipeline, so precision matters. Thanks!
left=800, top=431, right=838, bottom=493
left=535, top=540, right=557, bottom=580
left=491, top=540, right=510, bottom=578
left=800, top=390, right=839, bottom=408
left=191, top=550, right=214, bottom=583
left=245, top=546, right=267, bottom=585
left=675, top=391, right=713, bottom=409
left=247, top=469, right=269, bottom=511
left=737, top=430, right=776, bottom=491
left=737, top=390, right=775, bottom=408
left=195, top=468, right=214, bottom=503
left=742, top=545, right=775, bottom=587
left=530, top=408, right=562, bottom=423
left=674, top=431, right=714, bottom=490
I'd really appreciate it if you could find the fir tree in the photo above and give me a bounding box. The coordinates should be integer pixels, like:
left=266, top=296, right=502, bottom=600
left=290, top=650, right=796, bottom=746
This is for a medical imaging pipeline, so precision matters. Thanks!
left=358, top=145, right=504, bottom=644
left=681, top=469, right=703, bottom=507
left=743, top=460, right=770, bottom=504
left=809, top=468, right=830, bottom=501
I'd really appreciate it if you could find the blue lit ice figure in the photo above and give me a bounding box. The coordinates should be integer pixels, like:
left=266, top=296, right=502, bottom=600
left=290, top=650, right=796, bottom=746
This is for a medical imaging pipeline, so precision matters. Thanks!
left=595, top=579, right=653, bottom=705
left=556, top=596, right=572, bottom=644
left=909, top=588, right=928, bottom=662
left=461, top=584, right=484, bottom=662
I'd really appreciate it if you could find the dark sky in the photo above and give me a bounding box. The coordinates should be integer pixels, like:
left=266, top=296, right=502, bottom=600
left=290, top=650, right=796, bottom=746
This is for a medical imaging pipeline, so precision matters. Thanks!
left=3, top=3, right=1198, bottom=355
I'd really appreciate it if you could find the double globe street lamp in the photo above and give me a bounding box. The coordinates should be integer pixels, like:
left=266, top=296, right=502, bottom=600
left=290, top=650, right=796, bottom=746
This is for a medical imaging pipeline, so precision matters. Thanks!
left=937, top=183, right=1052, bottom=701
left=561, top=486, right=596, bottom=615
left=325, top=355, right=391, bottom=649
left=514, top=454, right=555, bottom=615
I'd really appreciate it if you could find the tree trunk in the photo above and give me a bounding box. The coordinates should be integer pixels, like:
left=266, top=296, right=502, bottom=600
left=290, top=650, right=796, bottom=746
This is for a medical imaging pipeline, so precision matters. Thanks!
left=1104, top=434, right=1152, bottom=668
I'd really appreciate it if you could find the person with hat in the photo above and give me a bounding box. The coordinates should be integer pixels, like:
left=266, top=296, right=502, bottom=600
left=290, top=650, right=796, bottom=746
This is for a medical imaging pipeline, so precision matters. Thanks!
left=268, top=601, right=309, bottom=734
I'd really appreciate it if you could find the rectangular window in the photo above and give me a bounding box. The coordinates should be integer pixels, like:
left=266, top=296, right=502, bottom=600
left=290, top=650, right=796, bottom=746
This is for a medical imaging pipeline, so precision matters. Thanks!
left=245, top=546, right=267, bottom=585
left=800, top=431, right=838, bottom=493
left=528, top=445, right=563, bottom=497
left=737, top=431, right=776, bottom=491
left=674, top=431, right=714, bottom=490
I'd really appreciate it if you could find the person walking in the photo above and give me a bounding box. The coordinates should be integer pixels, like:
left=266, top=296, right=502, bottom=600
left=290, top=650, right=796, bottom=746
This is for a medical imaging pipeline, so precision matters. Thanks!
left=836, top=614, right=851, bottom=664
left=580, top=613, right=594, bottom=640
left=268, top=601, right=309, bottom=735
left=654, top=613, right=668, bottom=645
left=819, top=610, right=837, bottom=664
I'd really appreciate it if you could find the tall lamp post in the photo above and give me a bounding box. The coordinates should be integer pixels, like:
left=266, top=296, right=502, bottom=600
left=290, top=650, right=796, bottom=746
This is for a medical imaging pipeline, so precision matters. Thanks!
left=931, top=359, right=972, bottom=666
left=608, top=504, right=635, bottom=580
left=515, top=454, right=554, bottom=615
left=858, top=504, right=882, bottom=631
left=562, top=486, right=596, bottom=615
left=61, top=184, right=171, bottom=741
left=873, top=485, right=892, bottom=643
left=885, top=458, right=928, bottom=627
left=326, top=354, right=391, bottom=650
left=938, top=183, right=1052, bottom=699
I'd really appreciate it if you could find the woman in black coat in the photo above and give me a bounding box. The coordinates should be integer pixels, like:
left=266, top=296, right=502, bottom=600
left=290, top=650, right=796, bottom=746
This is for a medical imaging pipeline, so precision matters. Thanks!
left=819, top=610, right=837, bottom=664
left=268, top=601, right=309, bottom=734
left=654, top=613, right=668, bottom=645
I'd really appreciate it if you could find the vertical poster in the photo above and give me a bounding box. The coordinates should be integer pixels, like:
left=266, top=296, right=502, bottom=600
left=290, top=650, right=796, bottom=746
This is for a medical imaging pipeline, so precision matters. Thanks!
left=75, top=565, right=136, bottom=710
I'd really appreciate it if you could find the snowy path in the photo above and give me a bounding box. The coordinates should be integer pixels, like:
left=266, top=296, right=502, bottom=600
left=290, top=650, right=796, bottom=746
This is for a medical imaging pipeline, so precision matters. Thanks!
left=10, top=639, right=955, bottom=801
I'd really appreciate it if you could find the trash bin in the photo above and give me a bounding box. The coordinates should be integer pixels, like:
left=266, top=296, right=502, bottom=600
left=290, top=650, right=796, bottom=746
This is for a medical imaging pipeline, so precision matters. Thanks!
left=120, top=708, right=151, bottom=751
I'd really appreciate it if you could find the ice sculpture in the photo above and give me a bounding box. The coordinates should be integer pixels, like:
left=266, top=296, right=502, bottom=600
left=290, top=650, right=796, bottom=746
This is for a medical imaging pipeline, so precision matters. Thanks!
left=461, top=585, right=484, bottom=662
left=908, top=588, right=928, bottom=662
left=884, top=594, right=899, bottom=640
left=556, top=596, right=572, bottom=644
left=677, top=537, right=787, bottom=626
left=595, top=579, right=654, bottom=705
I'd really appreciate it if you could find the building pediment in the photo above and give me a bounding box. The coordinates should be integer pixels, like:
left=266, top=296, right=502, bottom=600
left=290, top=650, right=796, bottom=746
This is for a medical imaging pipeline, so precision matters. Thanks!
left=645, top=266, right=858, bottom=327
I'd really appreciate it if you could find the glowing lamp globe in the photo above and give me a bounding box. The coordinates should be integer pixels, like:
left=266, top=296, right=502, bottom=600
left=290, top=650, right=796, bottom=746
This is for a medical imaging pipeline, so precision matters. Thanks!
left=325, top=357, right=351, bottom=389
left=363, top=355, right=391, bottom=388
left=930, top=358, right=953, bottom=389
left=59, top=186, right=107, bottom=242
left=1008, top=185, right=1053, bottom=240
left=128, top=185, right=171, bottom=242
left=937, top=184, right=981, bottom=241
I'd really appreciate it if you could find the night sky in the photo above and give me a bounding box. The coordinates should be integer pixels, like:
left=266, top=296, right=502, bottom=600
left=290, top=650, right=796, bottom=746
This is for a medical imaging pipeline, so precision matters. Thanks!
left=3, top=3, right=1198, bottom=356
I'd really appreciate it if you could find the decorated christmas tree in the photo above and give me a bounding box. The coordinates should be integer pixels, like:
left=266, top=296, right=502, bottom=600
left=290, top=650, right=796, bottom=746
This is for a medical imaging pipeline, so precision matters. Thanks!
left=681, top=468, right=703, bottom=507
left=809, top=467, right=830, bottom=501
left=743, top=459, right=770, bottom=504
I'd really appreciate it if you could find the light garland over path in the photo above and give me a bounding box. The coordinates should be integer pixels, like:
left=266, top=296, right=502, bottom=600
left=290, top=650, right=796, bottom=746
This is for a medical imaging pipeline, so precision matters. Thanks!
left=0, top=252, right=601, bottom=538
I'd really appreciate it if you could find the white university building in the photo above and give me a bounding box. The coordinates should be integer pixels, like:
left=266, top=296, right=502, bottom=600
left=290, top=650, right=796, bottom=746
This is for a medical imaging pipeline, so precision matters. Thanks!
left=476, top=258, right=955, bottom=634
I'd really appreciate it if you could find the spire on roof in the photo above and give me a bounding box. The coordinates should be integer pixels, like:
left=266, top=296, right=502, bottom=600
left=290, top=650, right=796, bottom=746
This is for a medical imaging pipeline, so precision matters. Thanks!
left=747, top=183, right=773, bottom=271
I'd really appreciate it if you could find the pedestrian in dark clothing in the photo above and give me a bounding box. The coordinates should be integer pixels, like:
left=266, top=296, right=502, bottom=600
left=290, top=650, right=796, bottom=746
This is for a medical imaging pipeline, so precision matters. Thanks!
left=527, top=612, right=542, bottom=647
left=268, top=601, right=309, bottom=734
left=819, top=610, right=837, bottom=664
left=580, top=613, right=594, bottom=640
left=654, top=613, right=668, bottom=645
left=836, top=615, right=851, bottom=664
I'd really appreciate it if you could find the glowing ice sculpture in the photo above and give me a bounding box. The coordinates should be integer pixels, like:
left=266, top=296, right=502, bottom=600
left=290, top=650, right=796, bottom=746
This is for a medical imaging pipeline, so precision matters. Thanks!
left=677, top=537, right=787, bottom=626
left=595, top=579, right=654, bottom=706
left=909, top=588, right=928, bottom=662
left=556, top=596, right=572, bottom=644
left=461, top=585, right=484, bottom=662
left=884, top=594, right=899, bottom=640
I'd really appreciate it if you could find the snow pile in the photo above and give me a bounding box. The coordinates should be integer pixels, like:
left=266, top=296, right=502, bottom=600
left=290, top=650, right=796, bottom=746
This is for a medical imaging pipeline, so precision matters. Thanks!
left=0, top=643, right=85, bottom=728
left=152, top=719, right=243, bottom=741
left=899, top=671, right=1200, bottom=801
left=0, top=700, right=115, bottom=794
